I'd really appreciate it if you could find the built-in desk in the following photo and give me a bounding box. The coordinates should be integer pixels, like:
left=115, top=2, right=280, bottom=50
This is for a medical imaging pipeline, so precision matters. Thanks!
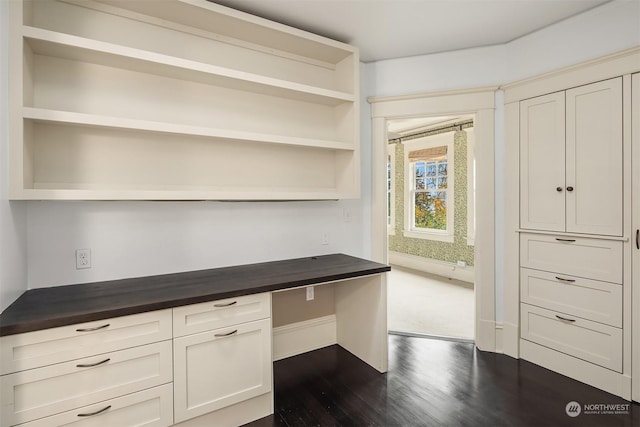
left=0, top=254, right=390, bottom=427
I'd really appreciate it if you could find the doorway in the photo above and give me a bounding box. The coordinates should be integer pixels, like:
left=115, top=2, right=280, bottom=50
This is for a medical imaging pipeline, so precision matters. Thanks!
left=385, top=116, right=475, bottom=341
left=369, top=88, right=497, bottom=351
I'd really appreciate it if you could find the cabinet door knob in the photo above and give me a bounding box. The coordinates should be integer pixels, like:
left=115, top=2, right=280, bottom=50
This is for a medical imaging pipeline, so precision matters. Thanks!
left=566, top=186, right=574, bottom=192
left=556, top=187, right=563, bottom=192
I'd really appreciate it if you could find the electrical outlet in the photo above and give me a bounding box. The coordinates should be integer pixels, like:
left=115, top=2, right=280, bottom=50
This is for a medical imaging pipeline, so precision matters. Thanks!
left=306, top=286, right=314, bottom=301
left=321, top=232, right=329, bottom=245
left=76, top=249, right=91, bottom=269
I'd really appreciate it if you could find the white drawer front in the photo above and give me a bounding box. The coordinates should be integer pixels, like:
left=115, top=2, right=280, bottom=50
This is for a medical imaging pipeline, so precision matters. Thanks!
left=520, top=234, right=622, bottom=283
left=0, top=341, right=173, bottom=426
left=173, top=318, right=272, bottom=423
left=173, top=293, right=270, bottom=337
left=520, top=304, right=622, bottom=372
left=520, top=268, right=622, bottom=327
left=0, top=310, right=172, bottom=375
left=18, top=384, right=173, bottom=427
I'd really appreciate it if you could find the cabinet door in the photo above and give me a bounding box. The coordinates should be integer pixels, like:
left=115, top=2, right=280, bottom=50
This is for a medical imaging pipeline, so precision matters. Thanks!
left=520, top=91, right=566, bottom=232
left=566, top=77, right=623, bottom=236
left=173, top=318, right=272, bottom=423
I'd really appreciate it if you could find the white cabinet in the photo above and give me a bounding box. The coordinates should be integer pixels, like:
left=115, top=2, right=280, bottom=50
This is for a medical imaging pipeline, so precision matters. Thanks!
left=18, top=384, right=174, bottom=427
left=0, top=310, right=172, bottom=375
left=0, top=311, right=173, bottom=427
left=519, top=91, right=566, bottom=232
left=8, top=0, right=360, bottom=200
left=520, top=77, right=623, bottom=236
left=172, top=293, right=272, bottom=424
left=521, top=304, right=622, bottom=372
left=516, top=72, right=631, bottom=398
left=173, top=319, right=272, bottom=423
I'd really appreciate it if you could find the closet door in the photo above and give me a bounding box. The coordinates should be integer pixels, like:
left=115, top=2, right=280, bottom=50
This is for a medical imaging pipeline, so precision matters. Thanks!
left=566, top=77, right=623, bottom=236
left=520, top=91, right=566, bottom=232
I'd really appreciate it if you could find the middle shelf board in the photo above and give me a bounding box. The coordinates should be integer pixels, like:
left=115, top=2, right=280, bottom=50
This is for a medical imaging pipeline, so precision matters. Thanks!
left=23, top=108, right=356, bottom=152
left=23, top=27, right=355, bottom=107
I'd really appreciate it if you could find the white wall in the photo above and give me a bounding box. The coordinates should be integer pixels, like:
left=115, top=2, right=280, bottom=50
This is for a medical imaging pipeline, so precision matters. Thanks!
left=0, top=0, right=28, bottom=310
left=26, top=199, right=365, bottom=288
left=506, top=0, right=640, bottom=82
left=369, top=45, right=507, bottom=98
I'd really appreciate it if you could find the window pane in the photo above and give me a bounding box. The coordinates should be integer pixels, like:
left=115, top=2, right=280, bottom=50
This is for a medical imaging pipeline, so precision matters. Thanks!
left=437, top=176, right=447, bottom=189
left=438, top=161, right=447, bottom=175
left=425, top=163, right=436, bottom=176
left=416, top=178, right=426, bottom=190
left=415, top=162, right=425, bottom=178
left=414, top=191, right=446, bottom=230
left=426, top=178, right=436, bottom=189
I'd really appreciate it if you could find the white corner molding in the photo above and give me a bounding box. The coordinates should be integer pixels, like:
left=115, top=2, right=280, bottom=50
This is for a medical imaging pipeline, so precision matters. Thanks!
left=272, top=315, right=337, bottom=361
left=389, top=251, right=474, bottom=283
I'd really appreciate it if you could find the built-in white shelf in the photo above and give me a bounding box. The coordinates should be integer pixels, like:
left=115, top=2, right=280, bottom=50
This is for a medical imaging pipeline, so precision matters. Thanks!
left=9, top=0, right=360, bottom=201
left=23, top=27, right=355, bottom=107
left=23, top=108, right=355, bottom=152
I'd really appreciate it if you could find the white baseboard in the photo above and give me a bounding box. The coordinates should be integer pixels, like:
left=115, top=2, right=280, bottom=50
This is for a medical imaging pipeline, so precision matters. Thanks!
left=475, top=318, right=496, bottom=351
left=501, top=322, right=519, bottom=358
left=495, top=323, right=503, bottom=353
left=272, top=314, right=337, bottom=361
left=389, top=251, right=474, bottom=283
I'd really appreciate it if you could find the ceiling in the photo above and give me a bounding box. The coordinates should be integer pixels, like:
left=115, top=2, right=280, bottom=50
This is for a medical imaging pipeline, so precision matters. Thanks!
left=213, top=0, right=611, bottom=62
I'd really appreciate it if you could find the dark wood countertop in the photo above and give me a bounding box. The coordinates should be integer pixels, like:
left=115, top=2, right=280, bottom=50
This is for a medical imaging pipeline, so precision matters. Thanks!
left=0, top=254, right=389, bottom=336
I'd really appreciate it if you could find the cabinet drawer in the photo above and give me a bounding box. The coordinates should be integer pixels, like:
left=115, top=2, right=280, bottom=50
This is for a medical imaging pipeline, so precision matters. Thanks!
left=17, top=384, right=173, bottom=427
left=0, top=310, right=172, bottom=375
left=173, top=293, right=270, bottom=337
left=520, top=304, right=622, bottom=372
left=0, top=341, right=173, bottom=426
left=520, top=268, right=622, bottom=327
left=173, top=318, right=272, bottom=423
left=520, top=233, right=622, bottom=283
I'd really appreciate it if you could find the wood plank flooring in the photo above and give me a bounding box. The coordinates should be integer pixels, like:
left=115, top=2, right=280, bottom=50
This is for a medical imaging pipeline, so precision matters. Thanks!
left=245, top=334, right=639, bottom=426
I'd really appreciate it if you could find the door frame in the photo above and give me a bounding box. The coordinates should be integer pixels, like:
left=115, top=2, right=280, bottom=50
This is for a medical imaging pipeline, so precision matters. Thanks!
left=368, top=87, right=497, bottom=352
left=632, top=72, right=639, bottom=402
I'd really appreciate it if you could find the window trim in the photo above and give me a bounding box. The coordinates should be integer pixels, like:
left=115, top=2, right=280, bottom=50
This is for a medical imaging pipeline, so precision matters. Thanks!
left=403, top=132, right=455, bottom=242
left=387, top=143, right=396, bottom=235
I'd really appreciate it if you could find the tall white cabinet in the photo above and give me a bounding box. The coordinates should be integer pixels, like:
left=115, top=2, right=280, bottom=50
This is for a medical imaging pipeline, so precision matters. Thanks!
left=515, top=72, right=634, bottom=399
left=520, top=78, right=623, bottom=236
left=8, top=0, right=360, bottom=200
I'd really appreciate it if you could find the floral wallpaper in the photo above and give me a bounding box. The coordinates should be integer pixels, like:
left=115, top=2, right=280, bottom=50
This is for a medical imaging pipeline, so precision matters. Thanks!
left=389, top=128, right=474, bottom=266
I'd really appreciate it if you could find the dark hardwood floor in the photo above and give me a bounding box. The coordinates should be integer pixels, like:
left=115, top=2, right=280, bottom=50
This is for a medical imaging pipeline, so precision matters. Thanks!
left=246, top=334, right=639, bottom=426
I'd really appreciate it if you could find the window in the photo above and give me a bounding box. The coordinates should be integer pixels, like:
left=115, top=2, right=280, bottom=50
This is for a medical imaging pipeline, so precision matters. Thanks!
left=387, top=144, right=396, bottom=234
left=403, top=133, right=455, bottom=242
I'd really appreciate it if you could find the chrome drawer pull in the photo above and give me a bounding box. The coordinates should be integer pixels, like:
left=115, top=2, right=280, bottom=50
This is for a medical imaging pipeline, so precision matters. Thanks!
left=214, top=329, right=238, bottom=337
left=555, top=238, right=576, bottom=243
left=76, top=324, right=110, bottom=332
left=77, top=405, right=111, bottom=417
left=555, top=315, right=576, bottom=322
left=76, top=358, right=110, bottom=368
left=555, top=276, right=576, bottom=283
left=213, top=301, right=237, bottom=308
